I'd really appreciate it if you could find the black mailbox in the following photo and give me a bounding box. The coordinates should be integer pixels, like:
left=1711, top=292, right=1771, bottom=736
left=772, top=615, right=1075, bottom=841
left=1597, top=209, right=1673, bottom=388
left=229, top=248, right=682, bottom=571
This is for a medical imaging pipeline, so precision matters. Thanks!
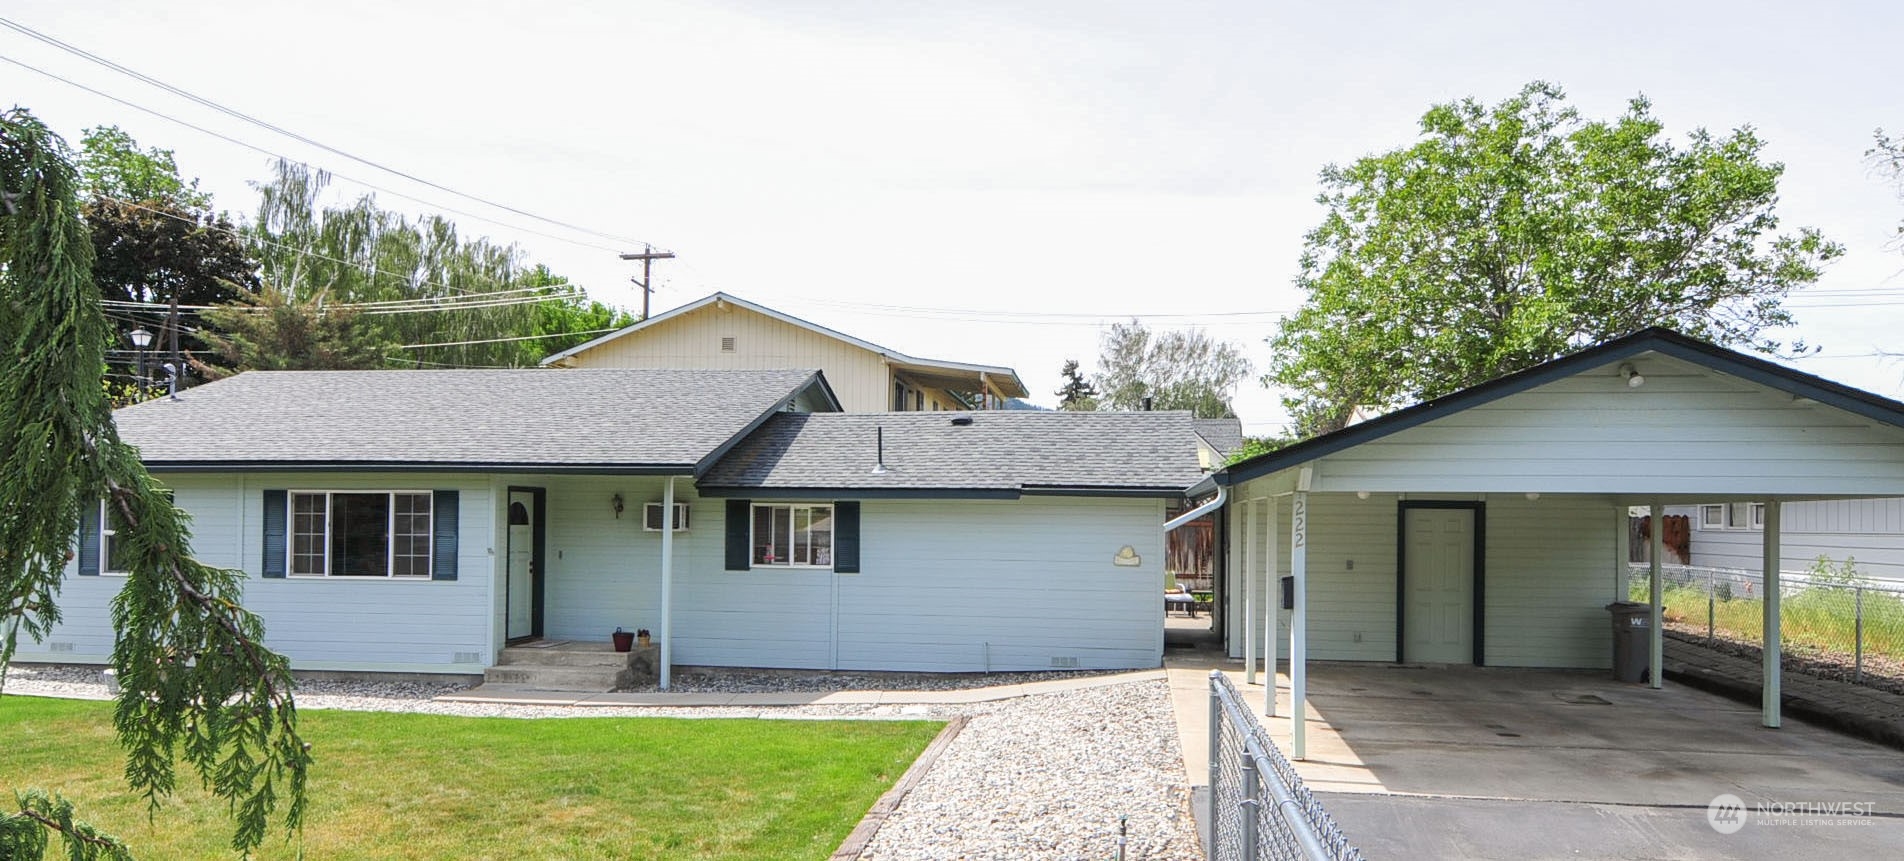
left=1280, top=575, right=1294, bottom=610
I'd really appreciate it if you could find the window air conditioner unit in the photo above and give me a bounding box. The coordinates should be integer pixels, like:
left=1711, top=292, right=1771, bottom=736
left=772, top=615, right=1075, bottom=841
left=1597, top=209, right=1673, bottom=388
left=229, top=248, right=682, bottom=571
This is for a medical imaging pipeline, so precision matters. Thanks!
left=643, top=502, right=691, bottom=532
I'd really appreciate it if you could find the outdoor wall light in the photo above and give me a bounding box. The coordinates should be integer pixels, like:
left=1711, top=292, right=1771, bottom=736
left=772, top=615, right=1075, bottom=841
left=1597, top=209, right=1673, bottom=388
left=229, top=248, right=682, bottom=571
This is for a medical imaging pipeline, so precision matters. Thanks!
left=1356, top=490, right=1370, bottom=500
left=1525, top=492, right=1541, bottom=501
left=612, top=493, right=624, bottom=519
left=1619, top=363, right=1645, bottom=388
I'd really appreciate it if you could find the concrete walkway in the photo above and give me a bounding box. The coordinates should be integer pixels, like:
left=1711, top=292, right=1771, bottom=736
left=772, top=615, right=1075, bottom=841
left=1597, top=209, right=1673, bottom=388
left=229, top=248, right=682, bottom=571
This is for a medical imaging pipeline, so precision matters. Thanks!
left=437, top=668, right=1168, bottom=708
left=1663, top=634, right=1904, bottom=749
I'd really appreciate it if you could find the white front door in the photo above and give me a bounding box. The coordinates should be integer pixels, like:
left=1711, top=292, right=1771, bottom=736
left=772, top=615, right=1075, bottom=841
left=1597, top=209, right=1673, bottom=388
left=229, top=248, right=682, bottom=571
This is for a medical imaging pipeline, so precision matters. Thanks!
left=506, top=491, right=536, bottom=640
left=1403, top=507, right=1475, bottom=664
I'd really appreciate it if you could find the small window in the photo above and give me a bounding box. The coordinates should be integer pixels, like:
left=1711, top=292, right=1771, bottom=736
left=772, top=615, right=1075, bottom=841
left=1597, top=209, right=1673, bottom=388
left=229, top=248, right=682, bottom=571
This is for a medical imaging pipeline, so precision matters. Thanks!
left=643, top=502, right=691, bottom=531
left=720, top=336, right=736, bottom=353
left=1750, top=503, right=1766, bottom=529
left=289, top=491, right=433, bottom=578
left=1726, top=503, right=1753, bottom=529
left=101, top=501, right=131, bottom=575
left=1700, top=505, right=1724, bottom=528
left=751, top=503, right=833, bottom=567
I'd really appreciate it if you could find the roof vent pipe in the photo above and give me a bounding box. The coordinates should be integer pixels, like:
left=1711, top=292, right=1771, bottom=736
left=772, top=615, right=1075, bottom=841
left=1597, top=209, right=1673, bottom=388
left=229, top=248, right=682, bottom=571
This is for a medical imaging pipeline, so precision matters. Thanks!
left=1142, top=396, right=1153, bottom=411
left=871, top=425, right=889, bottom=475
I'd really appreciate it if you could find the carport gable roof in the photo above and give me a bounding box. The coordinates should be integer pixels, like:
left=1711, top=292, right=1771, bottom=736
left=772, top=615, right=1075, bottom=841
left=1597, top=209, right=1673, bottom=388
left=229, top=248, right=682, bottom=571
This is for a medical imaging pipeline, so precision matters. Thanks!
left=1199, top=327, right=1904, bottom=494
left=115, top=368, right=839, bottom=474
left=699, top=410, right=1205, bottom=498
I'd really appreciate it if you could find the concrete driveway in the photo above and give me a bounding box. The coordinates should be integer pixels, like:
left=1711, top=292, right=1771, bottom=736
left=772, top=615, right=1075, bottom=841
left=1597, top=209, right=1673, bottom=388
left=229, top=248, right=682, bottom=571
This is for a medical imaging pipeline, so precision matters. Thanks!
left=1167, top=659, right=1904, bottom=859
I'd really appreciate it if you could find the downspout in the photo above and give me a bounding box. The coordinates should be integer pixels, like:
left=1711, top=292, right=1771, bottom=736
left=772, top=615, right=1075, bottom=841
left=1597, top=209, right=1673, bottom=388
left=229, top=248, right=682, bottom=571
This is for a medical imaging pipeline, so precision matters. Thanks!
left=660, top=476, right=676, bottom=690
left=1165, top=483, right=1227, bottom=532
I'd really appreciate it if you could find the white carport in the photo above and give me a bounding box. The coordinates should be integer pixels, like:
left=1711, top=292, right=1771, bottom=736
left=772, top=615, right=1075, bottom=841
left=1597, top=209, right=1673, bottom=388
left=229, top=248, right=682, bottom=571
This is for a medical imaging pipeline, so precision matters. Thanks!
left=1189, top=329, right=1904, bottom=759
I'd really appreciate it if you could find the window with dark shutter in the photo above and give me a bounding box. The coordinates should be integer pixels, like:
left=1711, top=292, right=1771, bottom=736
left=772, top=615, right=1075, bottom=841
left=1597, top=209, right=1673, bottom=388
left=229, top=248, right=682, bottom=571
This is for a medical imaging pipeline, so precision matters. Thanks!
left=432, top=490, right=459, bottom=581
left=833, top=501, right=860, bottom=573
left=261, top=490, right=288, bottom=578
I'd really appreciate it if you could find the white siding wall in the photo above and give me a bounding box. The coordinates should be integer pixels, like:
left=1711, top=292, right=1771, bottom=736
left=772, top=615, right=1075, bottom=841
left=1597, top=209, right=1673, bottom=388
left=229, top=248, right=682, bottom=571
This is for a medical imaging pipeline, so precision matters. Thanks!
left=1313, top=354, right=1904, bottom=497
left=837, top=497, right=1164, bottom=672
left=1678, top=499, right=1904, bottom=583
left=522, top=480, right=1165, bottom=672
left=1224, top=491, right=1617, bottom=669
left=17, top=473, right=496, bottom=674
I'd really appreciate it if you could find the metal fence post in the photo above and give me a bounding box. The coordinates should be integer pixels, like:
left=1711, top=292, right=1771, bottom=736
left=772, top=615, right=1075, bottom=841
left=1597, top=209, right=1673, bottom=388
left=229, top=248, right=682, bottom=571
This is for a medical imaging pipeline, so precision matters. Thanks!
left=1855, top=586, right=1864, bottom=685
left=1239, top=748, right=1260, bottom=861
left=1707, top=566, right=1716, bottom=645
left=1208, top=670, right=1221, bottom=798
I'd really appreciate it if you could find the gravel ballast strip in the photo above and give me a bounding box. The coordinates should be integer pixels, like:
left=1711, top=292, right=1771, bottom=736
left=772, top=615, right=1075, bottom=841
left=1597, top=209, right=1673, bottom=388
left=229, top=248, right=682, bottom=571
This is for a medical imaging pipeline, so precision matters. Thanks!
left=616, top=667, right=1130, bottom=694
left=859, top=679, right=1201, bottom=861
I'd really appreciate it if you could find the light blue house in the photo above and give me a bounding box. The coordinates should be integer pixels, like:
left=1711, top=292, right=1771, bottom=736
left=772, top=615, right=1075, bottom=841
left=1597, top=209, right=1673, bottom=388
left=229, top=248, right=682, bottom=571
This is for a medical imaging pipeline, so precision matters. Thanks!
left=26, top=367, right=1202, bottom=684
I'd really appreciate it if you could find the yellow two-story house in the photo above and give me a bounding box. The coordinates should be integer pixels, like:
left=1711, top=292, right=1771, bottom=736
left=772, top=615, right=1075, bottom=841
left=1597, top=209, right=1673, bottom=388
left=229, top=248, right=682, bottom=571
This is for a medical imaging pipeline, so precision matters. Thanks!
left=540, top=292, right=1028, bottom=412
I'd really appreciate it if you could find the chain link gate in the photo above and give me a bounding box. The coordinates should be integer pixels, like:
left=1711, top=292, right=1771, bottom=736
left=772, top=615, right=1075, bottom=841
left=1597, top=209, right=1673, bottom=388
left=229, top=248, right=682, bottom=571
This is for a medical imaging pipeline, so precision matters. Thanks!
left=1207, top=671, right=1364, bottom=861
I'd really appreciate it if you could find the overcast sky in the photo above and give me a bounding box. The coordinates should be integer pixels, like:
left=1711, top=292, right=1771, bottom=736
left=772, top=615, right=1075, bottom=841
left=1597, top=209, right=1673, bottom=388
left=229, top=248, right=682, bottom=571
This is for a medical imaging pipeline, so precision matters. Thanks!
left=6, top=1, right=1900, bottom=431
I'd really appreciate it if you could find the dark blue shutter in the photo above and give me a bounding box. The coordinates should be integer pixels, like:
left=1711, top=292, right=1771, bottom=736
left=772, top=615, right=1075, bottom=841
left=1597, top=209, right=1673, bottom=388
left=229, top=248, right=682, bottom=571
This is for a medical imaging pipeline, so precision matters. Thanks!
left=261, top=490, right=288, bottom=578
left=77, top=500, right=102, bottom=576
left=725, top=499, right=751, bottom=571
left=431, top=490, right=459, bottom=581
left=833, top=501, right=860, bottom=574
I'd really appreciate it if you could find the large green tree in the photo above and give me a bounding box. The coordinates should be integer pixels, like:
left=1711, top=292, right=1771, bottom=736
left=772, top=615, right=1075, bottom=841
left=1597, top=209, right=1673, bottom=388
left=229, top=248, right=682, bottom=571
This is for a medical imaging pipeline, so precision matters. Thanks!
left=1093, top=320, right=1251, bottom=418
left=77, top=126, right=258, bottom=375
left=1269, top=82, right=1842, bottom=435
left=0, top=110, right=307, bottom=857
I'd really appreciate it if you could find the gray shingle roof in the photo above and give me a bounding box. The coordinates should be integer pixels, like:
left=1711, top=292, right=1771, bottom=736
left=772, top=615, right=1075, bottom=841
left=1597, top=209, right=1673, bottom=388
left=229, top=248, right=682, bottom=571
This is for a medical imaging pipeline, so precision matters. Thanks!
left=115, top=369, right=828, bottom=470
left=1193, top=418, right=1245, bottom=456
left=699, top=411, right=1204, bottom=496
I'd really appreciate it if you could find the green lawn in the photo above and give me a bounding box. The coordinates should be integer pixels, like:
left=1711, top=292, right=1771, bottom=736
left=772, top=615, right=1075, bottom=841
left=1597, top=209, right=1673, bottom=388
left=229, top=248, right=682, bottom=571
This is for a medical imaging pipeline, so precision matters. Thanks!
left=0, top=696, right=942, bottom=860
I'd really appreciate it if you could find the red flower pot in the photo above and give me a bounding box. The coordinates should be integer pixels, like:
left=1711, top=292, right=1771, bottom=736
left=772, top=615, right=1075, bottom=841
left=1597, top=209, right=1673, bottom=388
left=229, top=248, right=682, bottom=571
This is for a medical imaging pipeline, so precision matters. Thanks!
left=612, top=630, right=635, bottom=652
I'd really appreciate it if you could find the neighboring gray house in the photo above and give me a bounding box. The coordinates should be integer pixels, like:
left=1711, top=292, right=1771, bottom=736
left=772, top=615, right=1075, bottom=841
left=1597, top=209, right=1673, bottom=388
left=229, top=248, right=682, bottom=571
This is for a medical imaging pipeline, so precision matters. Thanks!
left=1193, top=418, right=1246, bottom=470
left=1668, top=499, right=1904, bottom=583
left=23, top=368, right=1200, bottom=679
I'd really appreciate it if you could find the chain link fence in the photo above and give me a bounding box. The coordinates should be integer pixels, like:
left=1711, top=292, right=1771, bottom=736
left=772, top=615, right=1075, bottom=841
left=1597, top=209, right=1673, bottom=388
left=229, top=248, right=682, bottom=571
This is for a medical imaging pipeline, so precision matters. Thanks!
left=1207, top=671, right=1364, bottom=861
left=1626, top=563, right=1904, bottom=692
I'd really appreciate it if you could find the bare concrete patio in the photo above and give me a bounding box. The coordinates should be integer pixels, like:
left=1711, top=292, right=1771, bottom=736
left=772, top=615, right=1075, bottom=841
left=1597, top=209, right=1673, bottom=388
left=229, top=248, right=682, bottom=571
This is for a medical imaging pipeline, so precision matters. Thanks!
left=1167, top=659, right=1904, bottom=858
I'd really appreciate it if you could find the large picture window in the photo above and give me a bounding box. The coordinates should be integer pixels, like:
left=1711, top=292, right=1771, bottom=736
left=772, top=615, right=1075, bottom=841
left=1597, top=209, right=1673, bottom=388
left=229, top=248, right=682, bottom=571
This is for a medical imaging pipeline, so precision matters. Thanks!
left=751, top=503, right=834, bottom=567
left=290, top=491, right=433, bottom=577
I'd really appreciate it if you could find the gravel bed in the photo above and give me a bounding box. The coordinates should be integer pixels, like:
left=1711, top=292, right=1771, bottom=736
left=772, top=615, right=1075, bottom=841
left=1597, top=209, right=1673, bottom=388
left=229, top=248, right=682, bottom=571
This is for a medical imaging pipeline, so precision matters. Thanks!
left=860, top=679, right=1201, bottom=861
left=618, top=667, right=1130, bottom=694
left=7, top=666, right=1203, bottom=859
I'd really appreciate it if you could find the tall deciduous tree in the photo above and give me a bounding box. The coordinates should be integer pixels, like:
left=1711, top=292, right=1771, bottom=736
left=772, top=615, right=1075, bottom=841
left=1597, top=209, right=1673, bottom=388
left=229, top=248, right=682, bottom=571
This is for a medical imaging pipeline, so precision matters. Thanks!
left=233, top=162, right=627, bottom=369
left=1092, top=320, right=1251, bottom=418
left=1269, top=82, right=1842, bottom=436
left=1871, top=127, right=1903, bottom=251
left=1053, top=358, right=1099, bottom=411
left=0, top=109, right=307, bottom=858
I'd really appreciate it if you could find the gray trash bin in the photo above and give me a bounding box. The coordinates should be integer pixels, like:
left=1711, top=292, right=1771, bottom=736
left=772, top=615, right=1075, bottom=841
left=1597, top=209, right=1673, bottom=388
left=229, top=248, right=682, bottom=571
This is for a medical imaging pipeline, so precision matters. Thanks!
left=1606, top=602, right=1653, bottom=683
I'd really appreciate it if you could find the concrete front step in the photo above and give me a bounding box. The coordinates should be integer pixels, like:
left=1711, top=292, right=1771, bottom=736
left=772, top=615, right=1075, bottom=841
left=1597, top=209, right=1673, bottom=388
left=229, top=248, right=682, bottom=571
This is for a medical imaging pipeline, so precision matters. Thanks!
left=496, top=644, right=629, bottom=668
left=481, top=664, right=622, bottom=692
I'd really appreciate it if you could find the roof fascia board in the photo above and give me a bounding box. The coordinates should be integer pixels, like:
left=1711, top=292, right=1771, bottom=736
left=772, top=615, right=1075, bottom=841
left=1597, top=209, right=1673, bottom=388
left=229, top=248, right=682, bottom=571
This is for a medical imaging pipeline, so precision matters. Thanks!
left=693, top=371, right=840, bottom=478
left=146, top=462, right=696, bottom=475
left=696, top=486, right=1023, bottom=500
left=1020, top=486, right=1190, bottom=498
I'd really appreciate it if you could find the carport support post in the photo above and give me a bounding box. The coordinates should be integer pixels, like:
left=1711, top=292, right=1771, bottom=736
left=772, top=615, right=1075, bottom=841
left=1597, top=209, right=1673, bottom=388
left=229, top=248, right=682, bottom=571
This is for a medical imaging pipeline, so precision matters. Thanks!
left=1649, top=501, right=1663, bottom=690
left=1262, top=498, right=1278, bottom=718
left=1613, top=506, right=1629, bottom=601
left=1763, top=500, right=1782, bottom=728
left=1243, top=497, right=1256, bottom=686
left=1291, top=490, right=1308, bottom=761
left=659, top=476, right=676, bottom=691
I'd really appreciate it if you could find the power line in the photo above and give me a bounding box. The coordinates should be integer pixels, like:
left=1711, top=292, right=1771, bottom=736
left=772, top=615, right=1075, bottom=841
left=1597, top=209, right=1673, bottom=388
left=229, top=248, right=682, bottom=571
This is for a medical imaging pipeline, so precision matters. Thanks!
left=392, top=328, right=624, bottom=350
left=0, top=52, right=630, bottom=256
left=0, top=17, right=662, bottom=251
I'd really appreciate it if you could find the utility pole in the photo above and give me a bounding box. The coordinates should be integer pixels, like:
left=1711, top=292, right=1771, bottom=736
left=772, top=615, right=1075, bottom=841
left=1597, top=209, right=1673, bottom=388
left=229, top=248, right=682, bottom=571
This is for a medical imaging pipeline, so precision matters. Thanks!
left=619, top=245, right=676, bottom=320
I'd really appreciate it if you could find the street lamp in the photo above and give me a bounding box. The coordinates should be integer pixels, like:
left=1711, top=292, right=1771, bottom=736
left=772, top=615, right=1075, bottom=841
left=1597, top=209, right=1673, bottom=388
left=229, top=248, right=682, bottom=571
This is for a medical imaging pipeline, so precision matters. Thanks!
left=127, top=327, right=153, bottom=383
